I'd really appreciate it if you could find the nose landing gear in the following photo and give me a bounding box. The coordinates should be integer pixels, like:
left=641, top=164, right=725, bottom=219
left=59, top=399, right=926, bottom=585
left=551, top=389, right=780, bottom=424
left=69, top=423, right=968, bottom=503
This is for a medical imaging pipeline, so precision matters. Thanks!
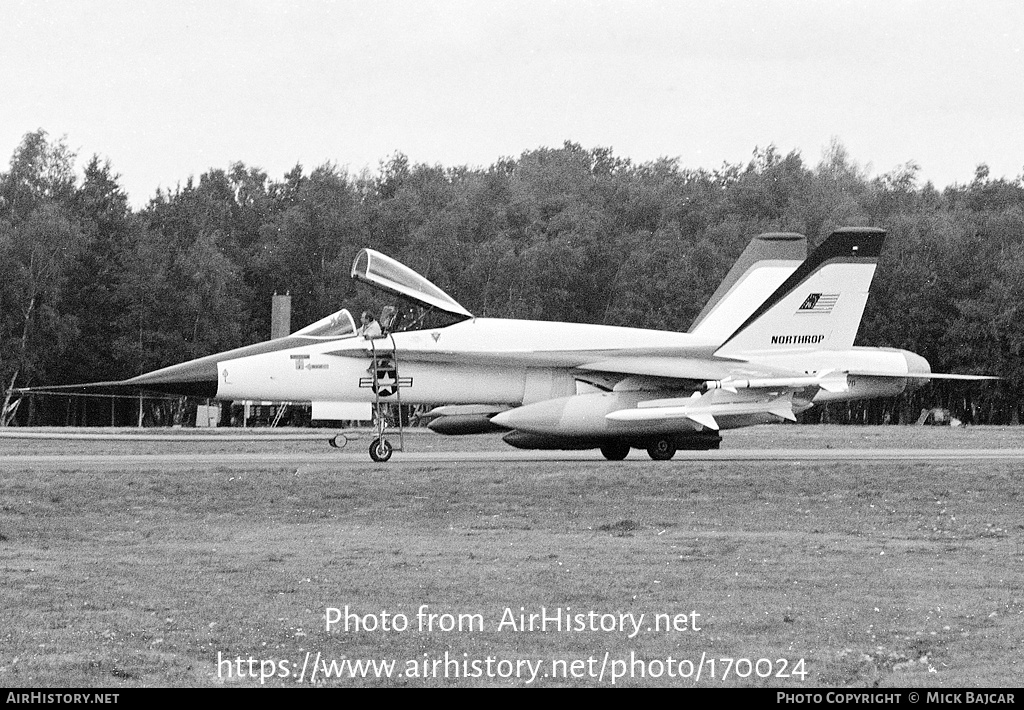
left=369, top=437, right=394, bottom=462
left=366, top=337, right=405, bottom=462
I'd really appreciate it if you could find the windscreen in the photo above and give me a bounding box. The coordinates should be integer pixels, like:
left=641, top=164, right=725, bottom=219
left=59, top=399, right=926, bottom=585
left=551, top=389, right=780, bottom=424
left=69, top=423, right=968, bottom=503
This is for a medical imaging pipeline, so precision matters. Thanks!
left=291, top=308, right=357, bottom=339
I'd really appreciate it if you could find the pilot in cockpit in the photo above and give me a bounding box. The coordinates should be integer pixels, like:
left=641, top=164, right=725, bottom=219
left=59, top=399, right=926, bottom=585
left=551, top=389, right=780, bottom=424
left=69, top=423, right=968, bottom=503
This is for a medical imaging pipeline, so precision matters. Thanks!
left=359, top=311, right=382, bottom=338
left=379, top=305, right=398, bottom=334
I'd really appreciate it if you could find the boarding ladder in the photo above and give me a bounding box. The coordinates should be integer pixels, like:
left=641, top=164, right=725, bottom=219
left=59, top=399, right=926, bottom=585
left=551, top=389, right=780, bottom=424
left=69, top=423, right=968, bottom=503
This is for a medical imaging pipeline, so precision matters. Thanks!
left=366, top=334, right=405, bottom=462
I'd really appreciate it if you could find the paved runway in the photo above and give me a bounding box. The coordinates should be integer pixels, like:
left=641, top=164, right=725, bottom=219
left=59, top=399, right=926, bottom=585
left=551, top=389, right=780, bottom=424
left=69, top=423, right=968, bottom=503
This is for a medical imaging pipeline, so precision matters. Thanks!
left=3, top=448, right=1024, bottom=468
left=0, top=430, right=337, bottom=442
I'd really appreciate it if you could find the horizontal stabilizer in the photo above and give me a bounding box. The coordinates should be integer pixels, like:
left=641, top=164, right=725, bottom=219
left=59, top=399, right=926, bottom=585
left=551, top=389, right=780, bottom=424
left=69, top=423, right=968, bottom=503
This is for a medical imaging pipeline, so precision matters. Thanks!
left=859, top=371, right=1000, bottom=381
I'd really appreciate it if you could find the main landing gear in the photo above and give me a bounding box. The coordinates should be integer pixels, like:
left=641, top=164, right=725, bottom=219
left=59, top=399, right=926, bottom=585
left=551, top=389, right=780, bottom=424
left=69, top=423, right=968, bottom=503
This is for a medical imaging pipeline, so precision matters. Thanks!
left=599, top=442, right=630, bottom=461
left=598, top=439, right=678, bottom=461
left=646, top=438, right=677, bottom=461
left=598, top=437, right=682, bottom=461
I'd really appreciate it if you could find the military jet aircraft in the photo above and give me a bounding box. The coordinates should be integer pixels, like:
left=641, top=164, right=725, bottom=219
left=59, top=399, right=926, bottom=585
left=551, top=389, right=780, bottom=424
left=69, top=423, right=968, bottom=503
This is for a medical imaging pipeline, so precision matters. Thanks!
left=21, top=228, right=993, bottom=461
left=93, top=230, right=799, bottom=459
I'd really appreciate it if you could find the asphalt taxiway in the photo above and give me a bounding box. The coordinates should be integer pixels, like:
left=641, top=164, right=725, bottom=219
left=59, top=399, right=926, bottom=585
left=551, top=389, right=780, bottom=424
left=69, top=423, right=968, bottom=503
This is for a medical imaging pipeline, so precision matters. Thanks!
left=3, top=448, right=1024, bottom=469
left=3, top=425, right=1023, bottom=467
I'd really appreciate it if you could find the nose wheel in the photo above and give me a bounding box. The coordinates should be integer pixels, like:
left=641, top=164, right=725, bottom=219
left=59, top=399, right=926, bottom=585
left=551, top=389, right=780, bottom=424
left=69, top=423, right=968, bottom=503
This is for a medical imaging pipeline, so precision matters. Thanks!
left=369, top=437, right=393, bottom=462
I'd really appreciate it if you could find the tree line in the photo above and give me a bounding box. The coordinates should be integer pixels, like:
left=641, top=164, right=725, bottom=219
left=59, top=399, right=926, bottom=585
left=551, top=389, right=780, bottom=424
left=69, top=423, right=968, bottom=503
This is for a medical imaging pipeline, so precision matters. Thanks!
left=1, top=129, right=1019, bottom=425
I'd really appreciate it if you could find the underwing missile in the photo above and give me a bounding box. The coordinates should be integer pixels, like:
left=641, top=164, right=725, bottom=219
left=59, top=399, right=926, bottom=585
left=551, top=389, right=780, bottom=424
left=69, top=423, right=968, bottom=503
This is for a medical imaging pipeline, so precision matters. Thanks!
left=606, top=393, right=797, bottom=431
left=701, top=374, right=849, bottom=393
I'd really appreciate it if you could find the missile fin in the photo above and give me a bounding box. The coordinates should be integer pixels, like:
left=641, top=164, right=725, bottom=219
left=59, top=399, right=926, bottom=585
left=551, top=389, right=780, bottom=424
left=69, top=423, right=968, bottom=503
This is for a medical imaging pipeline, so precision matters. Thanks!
left=685, top=412, right=719, bottom=430
left=768, top=403, right=797, bottom=422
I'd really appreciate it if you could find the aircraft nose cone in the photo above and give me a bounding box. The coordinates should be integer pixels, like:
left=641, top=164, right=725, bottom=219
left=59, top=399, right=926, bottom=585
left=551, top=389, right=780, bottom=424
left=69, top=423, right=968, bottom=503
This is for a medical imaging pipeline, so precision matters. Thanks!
left=126, top=359, right=220, bottom=397
left=121, top=335, right=313, bottom=398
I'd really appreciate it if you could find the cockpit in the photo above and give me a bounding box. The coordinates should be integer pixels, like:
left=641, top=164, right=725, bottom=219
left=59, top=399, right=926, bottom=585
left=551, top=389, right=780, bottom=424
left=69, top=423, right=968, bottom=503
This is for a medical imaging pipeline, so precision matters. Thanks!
left=288, top=249, right=472, bottom=342
left=350, top=248, right=473, bottom=334
left=115, top=248, right=473, bottom=397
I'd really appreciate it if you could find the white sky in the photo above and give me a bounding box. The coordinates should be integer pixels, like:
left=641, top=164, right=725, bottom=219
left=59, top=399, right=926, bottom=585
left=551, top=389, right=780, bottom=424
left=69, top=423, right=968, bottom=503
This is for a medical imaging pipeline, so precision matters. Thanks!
left=2, top=0, right=1022, bottom=207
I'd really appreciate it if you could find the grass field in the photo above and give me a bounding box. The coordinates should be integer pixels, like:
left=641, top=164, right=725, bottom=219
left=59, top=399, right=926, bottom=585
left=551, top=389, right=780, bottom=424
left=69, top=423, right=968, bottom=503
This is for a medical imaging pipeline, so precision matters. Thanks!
left=0, top=425, right=1022, bottom=687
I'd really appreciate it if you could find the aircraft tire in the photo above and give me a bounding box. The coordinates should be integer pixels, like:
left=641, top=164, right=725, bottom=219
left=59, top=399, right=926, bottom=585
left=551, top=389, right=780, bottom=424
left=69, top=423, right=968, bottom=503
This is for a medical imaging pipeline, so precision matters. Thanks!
left=369, top=437, right=393, bottom=462
left=647, top=439, right=677, bottom=461
left=600, top=443, right=630, bottom=461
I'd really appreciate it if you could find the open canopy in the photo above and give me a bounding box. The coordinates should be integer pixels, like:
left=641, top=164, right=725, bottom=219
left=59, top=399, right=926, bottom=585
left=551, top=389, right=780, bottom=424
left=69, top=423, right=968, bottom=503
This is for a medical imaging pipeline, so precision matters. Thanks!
left=351, top=249, right=473, bottom=319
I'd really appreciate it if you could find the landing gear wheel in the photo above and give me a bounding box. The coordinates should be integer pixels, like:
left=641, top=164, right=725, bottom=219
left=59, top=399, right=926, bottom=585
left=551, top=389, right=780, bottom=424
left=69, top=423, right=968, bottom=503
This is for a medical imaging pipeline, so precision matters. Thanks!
left=369, top=437, right=393, bottom=462
left=600, top=443, right=630, bottom=461
left=647, top=439, right=677, bottom=461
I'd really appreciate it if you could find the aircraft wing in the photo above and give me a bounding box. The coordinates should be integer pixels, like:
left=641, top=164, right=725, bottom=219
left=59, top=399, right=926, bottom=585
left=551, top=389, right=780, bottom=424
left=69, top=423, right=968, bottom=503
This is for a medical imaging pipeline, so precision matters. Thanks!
left=324, top=339, right=999, bottom=397
left=574, top=356, right=795, bottom=382
left=324, top=336, right=808, bottom=381
left=324, top=344, right=803, bottom=385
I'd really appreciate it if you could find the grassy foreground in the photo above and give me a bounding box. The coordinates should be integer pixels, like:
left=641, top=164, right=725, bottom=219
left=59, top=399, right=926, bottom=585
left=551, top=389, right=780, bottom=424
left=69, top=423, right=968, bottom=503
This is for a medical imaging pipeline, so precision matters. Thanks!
left=0, top=426, right=1022, bottom=687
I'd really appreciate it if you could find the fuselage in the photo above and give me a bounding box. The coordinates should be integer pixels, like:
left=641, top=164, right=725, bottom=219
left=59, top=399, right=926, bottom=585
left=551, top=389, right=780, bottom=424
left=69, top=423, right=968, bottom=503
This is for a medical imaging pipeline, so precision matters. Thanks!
left=216, top=317, right=720, bottom=405
left=214, top=316, right=931, bottom=412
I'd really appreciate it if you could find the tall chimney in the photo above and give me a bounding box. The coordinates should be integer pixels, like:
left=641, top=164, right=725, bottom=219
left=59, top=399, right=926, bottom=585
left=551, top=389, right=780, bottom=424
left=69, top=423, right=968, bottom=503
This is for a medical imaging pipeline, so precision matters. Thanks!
left=271, top=292, right=292, bottom=340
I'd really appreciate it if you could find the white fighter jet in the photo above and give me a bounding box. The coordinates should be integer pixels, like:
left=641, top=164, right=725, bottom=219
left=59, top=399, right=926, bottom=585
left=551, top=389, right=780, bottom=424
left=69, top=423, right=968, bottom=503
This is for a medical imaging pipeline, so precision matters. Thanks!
left=108, top=227, right=993, bottom=461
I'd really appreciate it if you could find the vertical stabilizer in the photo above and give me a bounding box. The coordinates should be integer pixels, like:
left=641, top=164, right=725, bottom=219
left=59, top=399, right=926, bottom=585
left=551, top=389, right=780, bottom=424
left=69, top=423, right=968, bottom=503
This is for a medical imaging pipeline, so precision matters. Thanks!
left=714, top=228, right=886, bottom=358
left=688, top=232, right=806, bottom=342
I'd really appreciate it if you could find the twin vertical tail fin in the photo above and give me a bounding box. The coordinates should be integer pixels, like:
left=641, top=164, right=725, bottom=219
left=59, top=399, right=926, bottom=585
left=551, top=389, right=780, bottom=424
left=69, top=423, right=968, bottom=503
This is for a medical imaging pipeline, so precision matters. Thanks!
left=688, top=233, right=806, bottom=343
left=713, top=228, right=887, bottom=359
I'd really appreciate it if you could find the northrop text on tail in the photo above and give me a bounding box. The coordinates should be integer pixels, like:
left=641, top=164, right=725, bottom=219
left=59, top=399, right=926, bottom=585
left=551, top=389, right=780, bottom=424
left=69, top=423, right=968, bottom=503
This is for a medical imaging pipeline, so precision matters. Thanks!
left=20, top=228, right=995, bottom=461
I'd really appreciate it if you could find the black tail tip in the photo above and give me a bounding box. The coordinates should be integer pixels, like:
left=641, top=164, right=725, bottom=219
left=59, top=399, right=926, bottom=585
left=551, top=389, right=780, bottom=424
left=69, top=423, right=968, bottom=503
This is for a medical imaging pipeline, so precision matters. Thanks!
left=822, top=227, right=887, bottom=259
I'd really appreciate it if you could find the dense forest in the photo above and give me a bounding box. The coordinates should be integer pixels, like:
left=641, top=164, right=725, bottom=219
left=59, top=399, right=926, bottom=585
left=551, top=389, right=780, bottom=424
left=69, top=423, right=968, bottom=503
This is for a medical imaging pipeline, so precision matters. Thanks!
left=1, top=129, right=1020, bottom=426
